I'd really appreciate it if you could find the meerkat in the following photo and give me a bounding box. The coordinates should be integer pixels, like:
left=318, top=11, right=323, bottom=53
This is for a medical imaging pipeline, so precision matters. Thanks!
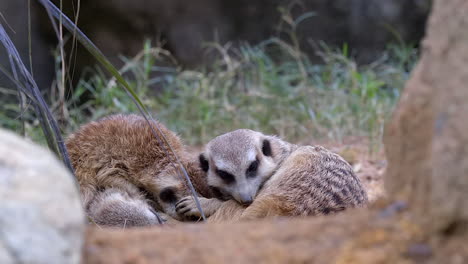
left=66, top=114, right=212, bottom=227
left=175, top=129, right=368, bottom=222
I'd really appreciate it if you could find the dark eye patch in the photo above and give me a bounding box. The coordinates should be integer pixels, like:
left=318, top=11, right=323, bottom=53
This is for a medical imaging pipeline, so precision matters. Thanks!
left=159, top=188, right=177, bottom=204
left=215, top=169, right=235, bottom=184
left=262, top=139, right=272, bottom=156
left=246, top=158, right=259, bottom=178
left=199, top=153, right=209, bottom=172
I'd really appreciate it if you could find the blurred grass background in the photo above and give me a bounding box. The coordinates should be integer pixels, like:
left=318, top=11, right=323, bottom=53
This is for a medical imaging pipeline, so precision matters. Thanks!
left=0, top=1, right=424, bottom=159
left=1, top=36, right=417, bottom=153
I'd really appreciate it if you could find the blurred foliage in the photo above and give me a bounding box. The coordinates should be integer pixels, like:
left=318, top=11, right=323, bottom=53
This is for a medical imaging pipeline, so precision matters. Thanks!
left=1, top=38, right=417, bottom=154
left=0, top=5, right=418, bottom=154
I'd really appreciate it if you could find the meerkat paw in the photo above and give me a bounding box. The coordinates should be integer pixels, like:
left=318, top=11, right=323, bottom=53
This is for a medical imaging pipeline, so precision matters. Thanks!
left=176, top=196, right=223, bottom=221
left=175, top=196, right=206, bottom=220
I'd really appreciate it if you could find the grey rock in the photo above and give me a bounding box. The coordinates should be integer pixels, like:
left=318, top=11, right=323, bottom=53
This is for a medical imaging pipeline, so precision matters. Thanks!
left=0, top=129, right=85, bottom=264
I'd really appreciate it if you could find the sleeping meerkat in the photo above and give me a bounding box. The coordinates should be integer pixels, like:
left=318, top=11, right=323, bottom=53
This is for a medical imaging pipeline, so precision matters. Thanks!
left=66, top=114, right=212, bottom=227
left=208, top=145, right=369, bottom=222
left=175, top=129, right=368, bottom=221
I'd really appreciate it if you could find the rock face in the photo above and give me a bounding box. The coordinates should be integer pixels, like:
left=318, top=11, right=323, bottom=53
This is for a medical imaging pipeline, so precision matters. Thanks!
left=0, top=129, right=85, bottom=264
left=384, top=0, right=468, bottom=232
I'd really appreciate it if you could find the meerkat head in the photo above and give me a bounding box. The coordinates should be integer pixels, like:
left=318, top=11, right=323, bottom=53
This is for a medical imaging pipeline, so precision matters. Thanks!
left=151, top=159, right=211, bottom=221
left=199, top=129, right=293, bottom=205
left=151, top=167, right=189, bottom=221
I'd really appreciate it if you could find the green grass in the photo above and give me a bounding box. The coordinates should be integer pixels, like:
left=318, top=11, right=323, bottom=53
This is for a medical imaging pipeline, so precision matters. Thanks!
left=1, top=39, right=418, bottom=153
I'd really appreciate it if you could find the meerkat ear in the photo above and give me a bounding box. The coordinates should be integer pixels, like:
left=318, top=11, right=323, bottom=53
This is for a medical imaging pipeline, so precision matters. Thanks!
left=199, top=153, right=209, bottom=172
left=262, top=139, right=272, bottom=157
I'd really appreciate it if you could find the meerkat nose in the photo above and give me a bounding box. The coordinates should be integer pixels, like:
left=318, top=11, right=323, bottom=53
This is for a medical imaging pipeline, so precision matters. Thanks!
left=239, top=193, right=253, bottom=205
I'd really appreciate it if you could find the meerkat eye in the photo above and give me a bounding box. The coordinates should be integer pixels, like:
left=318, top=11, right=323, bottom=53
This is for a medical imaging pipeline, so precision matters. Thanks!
left=159, top=188, right=178, bottom=204
left=262, top=139, right=272, bottom=157
left=246, top=158, right=259, bottom=178
left=199, top=153, right=209, bottom=172
left=215, top=169, right=235, bottom=184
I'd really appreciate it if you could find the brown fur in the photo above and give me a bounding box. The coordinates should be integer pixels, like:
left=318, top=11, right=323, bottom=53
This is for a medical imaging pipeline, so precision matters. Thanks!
left=66, top=114, right=211, bottom=226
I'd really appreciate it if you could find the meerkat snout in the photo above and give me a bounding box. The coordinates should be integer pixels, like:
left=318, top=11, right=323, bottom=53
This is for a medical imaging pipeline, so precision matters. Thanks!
left=238, top=192, right=253, bottom=205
